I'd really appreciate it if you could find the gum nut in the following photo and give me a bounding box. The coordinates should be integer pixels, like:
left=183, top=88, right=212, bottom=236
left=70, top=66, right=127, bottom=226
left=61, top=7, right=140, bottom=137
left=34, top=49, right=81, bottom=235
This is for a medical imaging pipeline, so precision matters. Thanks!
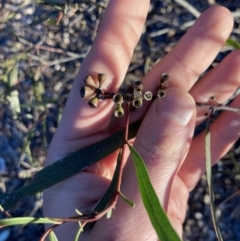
left=114, top=104, right=124, bottom=118
left=161, top=80, right=169, bottom=88
left=98, top=73, right=107, bottom=86
left=84, top=75, right=95, bottom=86
left=113, top=93, right=123, bottom=104
left=133, top=80, right=143, bottom=91
left=133, top=98, right=142, bottom=108
left=88, top=97, right=99, bottom=108
left=157, top=89, right=166, bottom=98
left=143, top=91, right=153, bottom=101
left=80, top=86, right=95, bottom=98
left=161, top=73, right=169, bottom=80
left=126, top=85, right=134, bottom=94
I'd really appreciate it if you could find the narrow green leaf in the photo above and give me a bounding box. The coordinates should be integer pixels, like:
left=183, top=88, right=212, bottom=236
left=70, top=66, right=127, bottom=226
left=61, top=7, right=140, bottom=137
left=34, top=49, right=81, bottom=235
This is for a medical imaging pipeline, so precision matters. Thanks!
left=83, top=149, right=123, bottom=231
left=75, top=209, right=82, bottom=216
left=33, top=80, right=45, bottom=104
left=205, top=118, right=212, bottom=185
left=74, top=225, right=83, bottom=241
left=127, top=144, right=182, bottom=241
left=226, top=38, right=240, bottom=49
left=0, top=217, right=62, bottom=226
left=49, top=231, right=58, bottom=241
left=106, top=209, right=112, bottom=219
left=119, top=191, right=135, bottom=207
left=0, top=120, right=142, bottom=210
left=34, top=67, right=42, bottom=81
left=8, top=62, right=18, bottom=87
left=205, top=117, right=223, bottom=241
left=6, top=90, right=21, bottom=115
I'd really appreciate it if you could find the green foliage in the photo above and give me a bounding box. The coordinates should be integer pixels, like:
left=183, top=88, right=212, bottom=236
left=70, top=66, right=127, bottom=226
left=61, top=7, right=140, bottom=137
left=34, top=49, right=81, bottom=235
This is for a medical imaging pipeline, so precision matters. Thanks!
left=128, top=144, right=182, bottom=241
left=205, top=117, right=223, bottom=241
left=49, top=231, right=59, bottom=241
left=74, top=227, right=83, bottom=241
left=226, top=38, right=240, bottom=49
left=0, top=217, right=61, bottom=226
left=83, top=149, right=124, bottom=231
left=0, top=120, right=142, bottom=210
left=5, top=62, right=21, bottom=117
left=119, top=191, right=135, bottom=207
left=2, top=2, right=240, bottom=241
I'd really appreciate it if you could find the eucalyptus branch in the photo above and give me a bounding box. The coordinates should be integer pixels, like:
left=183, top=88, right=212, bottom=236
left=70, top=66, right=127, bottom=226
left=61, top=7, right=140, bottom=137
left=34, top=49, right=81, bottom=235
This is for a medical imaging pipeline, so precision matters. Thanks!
left=40, top=224, right=61, bottom=241
left=196, top=102, right=240, bottom=114
left=83, top=103, right=132, bottom=231
left=2, top=72, right=240, bottom=241
left=40, top=197, right=120, bottom=239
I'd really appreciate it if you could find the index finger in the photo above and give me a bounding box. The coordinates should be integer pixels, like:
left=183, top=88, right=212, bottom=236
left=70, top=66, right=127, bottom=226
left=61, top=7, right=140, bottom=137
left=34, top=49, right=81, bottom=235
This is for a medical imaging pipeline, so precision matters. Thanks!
left=57, top=0, right=150, bottom=139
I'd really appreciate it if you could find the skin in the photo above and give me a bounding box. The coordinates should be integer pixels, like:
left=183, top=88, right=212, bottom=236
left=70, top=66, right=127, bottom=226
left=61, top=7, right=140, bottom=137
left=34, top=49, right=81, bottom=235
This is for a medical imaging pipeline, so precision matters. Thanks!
left=43, top=2, right=240, bottom=241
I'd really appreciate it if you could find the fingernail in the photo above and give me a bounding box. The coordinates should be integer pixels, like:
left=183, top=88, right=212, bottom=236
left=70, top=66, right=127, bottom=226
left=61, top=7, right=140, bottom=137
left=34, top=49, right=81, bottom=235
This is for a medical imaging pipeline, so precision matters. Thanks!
left=157, top=88, right=195, bottom=126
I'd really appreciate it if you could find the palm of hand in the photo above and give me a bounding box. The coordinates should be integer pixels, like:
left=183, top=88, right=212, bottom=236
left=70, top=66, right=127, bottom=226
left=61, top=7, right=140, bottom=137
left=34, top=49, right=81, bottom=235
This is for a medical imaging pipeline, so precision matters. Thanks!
left=44, top=3, right=240, bottom=241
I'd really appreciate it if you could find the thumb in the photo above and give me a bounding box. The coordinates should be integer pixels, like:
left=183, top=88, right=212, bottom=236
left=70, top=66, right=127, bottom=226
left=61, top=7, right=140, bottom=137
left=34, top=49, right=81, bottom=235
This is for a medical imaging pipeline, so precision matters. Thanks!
left=127, top=88, right=196, bottom=208
left=90, top=88, right=196, bottom=240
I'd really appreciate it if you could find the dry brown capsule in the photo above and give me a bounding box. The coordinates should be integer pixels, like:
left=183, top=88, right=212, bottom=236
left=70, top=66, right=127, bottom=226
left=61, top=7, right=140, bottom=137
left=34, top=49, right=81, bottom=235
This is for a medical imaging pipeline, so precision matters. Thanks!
left=161, top=73, right=169, bottom=80
left=80, top=86, right=95, bottom=98
left=114, top=104, right=124, bottom=118
left=98, top=73, right=107, bottom=87
left=160, top=73, right=169, bottom=89
left=113, top=93, right=124, bottom=104
left=132, top=98, right=143, bottom=108
left=133, top=80, right=143, bottom=91
left=88, top=96, right=99, bottom=108
left=84, top=75, right=96, bottom=86
left=157, top=89, right=166, bottom=98
left=143, top=91, right=153, bottom=101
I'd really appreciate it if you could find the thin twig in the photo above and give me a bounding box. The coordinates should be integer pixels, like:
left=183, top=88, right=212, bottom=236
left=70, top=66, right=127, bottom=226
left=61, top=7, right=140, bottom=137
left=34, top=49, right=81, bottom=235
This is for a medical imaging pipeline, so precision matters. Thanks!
left=40, top=223, right=60, bottom=241
left=124, top=103, right=130, bottom=143
left=0, top=206, right=12, bottom=218
left=173, top=0, right=200, bottom=18
left=196, top=103, right=240, bottom=114
left=217, top=190, right=240, bottom=209
left=34, top=45, right=84, bottom=58
left=80, top=104, right=131, bottom=230
left=26, top=52, right=88, bottom=67
left=116, top=103, right=130, bottom=192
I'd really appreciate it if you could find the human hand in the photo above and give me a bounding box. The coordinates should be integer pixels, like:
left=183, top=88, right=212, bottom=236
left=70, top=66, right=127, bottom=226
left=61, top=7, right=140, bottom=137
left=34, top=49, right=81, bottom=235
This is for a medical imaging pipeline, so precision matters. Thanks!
left=43, top=2, right=240, bottom=240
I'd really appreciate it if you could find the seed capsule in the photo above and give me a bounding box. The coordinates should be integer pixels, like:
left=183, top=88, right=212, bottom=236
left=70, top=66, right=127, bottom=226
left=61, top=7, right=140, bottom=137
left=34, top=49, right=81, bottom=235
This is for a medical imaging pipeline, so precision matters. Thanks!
left=88, top=96, right=99, bottom=108
left=161, top=73, right=169, bottom=81
left=122, top=94, right=133, bottom=103
left=84, top=75, right=95, bottom=87
left=125, top=85, right=134, bottom=94
left=133, top=81, right=143, bottom=91
left=98, top=73, right=107, bottom=87
left=157, top=89, right=166, bottom=98
left=143, top=91, right=153, bottom=101
left=80, top=86, right=95, bottom=98
left=132, top=98, right=143, bottom=108
left=114, top=104, right=124, bottom=118
left=113, top=93, right=124, bottom=104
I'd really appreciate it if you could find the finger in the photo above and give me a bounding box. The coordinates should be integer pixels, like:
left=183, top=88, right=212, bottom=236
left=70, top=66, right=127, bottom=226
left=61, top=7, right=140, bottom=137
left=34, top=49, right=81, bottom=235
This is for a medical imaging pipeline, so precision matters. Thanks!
left=109, top=6, right=233, bottom=131
left=90, top=89, right=196, bottom=239
left=190, top=50, right=240, bottom=124
left=178, top=95, right=240, bottom=191
left=46, top=0, right=150, bottom=162
left=144, top=6, right=233, bottom=92
left=55, top=0, right=150, bottom=139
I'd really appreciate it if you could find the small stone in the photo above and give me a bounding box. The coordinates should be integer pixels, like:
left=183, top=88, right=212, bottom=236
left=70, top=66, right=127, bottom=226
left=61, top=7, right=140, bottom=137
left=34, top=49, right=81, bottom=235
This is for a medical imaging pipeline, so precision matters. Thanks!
left=194, top=212, right=203, bottom=220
